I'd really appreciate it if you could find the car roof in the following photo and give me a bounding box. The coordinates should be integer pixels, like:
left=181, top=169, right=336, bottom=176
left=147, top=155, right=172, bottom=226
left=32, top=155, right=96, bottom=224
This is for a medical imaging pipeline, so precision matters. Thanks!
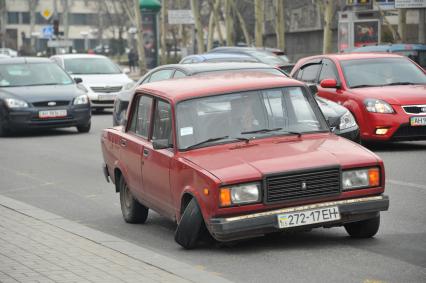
left=351, top=44, right=426, bottom=52
left=138, top=72, right=304, bottom=103
left=0, top=57, right=53, bottom=64
left=50, top=53, right=108, bottom=59
left=151, top=62, right=276, bottom=75
left=181, top=53, right=256, bottom=63
left=299, top=52, right=406, bottom=63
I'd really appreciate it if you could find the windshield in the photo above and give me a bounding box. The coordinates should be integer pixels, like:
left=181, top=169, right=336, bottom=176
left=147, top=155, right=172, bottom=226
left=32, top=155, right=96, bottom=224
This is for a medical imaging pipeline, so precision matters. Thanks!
left=248, top=51, right=287, bottom=66
left=176, top=87, right=327, bottom=150
left=0, top=62, right=73, bottom=87
left=64, top=57, right=122, bottom=75
left=341, top=58, right=426, bottom=88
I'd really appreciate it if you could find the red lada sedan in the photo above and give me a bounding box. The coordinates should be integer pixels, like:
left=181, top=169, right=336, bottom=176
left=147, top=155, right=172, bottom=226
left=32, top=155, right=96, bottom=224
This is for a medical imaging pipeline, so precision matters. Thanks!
left=291, top=53, right=426, bottom=142
left=101, top=73, right=389, bottom=249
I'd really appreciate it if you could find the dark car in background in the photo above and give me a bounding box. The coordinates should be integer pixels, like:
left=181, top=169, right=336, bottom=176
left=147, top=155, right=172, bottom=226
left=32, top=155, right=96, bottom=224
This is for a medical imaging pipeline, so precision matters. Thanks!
left=179, top=53, right=257, bottom=64
left=0, top=58, right=91, bottom=136
left=208, top=46, right=294, bottom=74
left=112, top=62, right=359, bottom=142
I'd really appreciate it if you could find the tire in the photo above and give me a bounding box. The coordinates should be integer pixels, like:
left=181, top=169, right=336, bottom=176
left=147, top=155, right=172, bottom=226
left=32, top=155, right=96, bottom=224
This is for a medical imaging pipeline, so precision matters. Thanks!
left=175, top=198, right=204, bottom=249
left=344, top=215, right=380, bottom=238
left=77, top=122, right=91, bottom=133
left=119, top=176, right=149, bottom=224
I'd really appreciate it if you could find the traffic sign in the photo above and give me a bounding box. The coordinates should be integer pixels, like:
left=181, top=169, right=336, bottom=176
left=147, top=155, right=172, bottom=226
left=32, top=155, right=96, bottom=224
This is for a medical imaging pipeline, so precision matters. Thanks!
left=395, top=0, right=426, bottom=8
left=168, top=10, right=194, bottom=25
left=42, top=25, right=53, bottom=38
left=41, top=9, right=52, bottom=20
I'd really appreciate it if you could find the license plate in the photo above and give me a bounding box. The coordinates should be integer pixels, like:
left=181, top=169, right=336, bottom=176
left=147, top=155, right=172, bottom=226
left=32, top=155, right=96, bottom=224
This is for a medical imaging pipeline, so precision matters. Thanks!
left=277, top=206, right=340, bottom=229
left=39, top=109, right=67, bottom=118
left=410, top=116, right=426, bottom=126
left=98, top=94, right=116, bottom=101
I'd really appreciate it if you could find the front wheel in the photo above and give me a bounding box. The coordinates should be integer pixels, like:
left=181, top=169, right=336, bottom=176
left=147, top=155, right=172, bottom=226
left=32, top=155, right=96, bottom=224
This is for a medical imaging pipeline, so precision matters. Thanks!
left=77, top=122, right=91, bottom=133
left=119, top=176, right=149, bottom=224
left=175, top=198, right=204, bottom=249
left=344, top=214, right=380, bottom=238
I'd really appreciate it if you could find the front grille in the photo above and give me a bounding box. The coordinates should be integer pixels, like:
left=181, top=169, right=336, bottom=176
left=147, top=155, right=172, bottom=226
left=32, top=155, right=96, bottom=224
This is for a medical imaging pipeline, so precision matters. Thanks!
left=265, top=167, right=341, bottom=203
left=32, top=101, right=70, bottom=107
left=393, top=124, right=426, bottom=138
left=91, top=86, right=122, bottom=93
left=402, top=105, right=426, bottom=114
left=91, top=100, right=114, bottom=104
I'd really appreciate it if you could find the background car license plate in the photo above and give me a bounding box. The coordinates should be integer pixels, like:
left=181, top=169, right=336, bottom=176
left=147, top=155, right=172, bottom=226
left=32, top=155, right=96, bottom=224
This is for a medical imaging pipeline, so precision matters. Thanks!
left=98, top=95, right=116, bottom=101
left=278, top=206, right=340, bottom=229
left=410, top=116, right=426, bottom=126
left=39, top=110, right=67, bottom=118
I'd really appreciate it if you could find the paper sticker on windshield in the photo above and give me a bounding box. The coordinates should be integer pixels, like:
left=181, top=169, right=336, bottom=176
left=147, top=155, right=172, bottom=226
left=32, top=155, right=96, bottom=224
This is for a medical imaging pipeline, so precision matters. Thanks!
left=180, top=127, right=193, bottom=136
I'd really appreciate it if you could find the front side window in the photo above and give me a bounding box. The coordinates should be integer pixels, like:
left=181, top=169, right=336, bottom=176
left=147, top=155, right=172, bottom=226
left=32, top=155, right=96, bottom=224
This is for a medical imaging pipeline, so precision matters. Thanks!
left=128, top=95, right=153, bottom=138
left=64, top=58, right=122, bottom=75
left=0, top=63, right=73, bottom=87
left=152, top=100, right=172, bottom=145
left=176, top=87, right=326, bottom=150
left=298, top=64, right=321, bottom=83
left=148, top=70, right=174, bottom=82
left=319, top=59, right=338, bottom=82
left=341, top=58, right=426, bottom=88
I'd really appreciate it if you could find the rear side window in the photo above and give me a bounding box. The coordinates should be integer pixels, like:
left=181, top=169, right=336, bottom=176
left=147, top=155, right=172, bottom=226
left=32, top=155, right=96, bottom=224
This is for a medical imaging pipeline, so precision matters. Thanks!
left=152, top=100, right=173, bottom=145
left=318, top=59, right=338, bottom=82
left=128, top=95, right=153, bottom=138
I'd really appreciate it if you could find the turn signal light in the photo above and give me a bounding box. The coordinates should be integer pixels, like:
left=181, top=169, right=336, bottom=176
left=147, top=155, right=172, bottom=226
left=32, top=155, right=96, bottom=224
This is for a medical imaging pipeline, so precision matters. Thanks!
left=368, top=168, right=380, bottom=187
left=375, top=128, right=388, bottom=135
left=220, top=188, right=231, bottom=207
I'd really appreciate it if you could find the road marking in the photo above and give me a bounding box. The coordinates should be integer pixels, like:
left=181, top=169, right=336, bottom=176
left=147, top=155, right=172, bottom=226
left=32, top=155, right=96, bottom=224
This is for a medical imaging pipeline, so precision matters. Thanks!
left=387, top=179, right=426, bottom=190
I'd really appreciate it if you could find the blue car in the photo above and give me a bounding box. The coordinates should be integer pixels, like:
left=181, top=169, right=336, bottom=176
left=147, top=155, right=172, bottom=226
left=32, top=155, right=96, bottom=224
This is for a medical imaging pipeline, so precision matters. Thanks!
left=350, top=44, right=426, bottom=69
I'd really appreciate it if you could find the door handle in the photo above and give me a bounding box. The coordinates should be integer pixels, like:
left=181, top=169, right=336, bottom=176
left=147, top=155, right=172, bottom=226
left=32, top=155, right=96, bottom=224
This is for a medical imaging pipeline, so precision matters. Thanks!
left=120, top=139, right=127, bottom=147
left=143, top=148, right=149, bottom=157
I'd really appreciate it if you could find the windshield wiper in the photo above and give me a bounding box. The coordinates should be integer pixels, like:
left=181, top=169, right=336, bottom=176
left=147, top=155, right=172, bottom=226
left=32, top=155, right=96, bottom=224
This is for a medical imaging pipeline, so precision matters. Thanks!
left=350, top=84, right=381, bottom=89
left=381, top=82, right=419, bottom=86
left=183, top=136, right=250, bottom=150
left=241, top=128, right=302, bottom=137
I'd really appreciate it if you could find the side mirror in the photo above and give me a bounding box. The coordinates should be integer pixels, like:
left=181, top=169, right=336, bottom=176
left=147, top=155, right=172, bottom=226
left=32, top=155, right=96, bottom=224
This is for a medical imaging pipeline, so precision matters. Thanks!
left=74, top=77, right=83, bottom=84
left=320, top=78, right=339, bottom=89
left=123, top=68, right=130, bottom=74
left=152, top=139, right=172, bottom=150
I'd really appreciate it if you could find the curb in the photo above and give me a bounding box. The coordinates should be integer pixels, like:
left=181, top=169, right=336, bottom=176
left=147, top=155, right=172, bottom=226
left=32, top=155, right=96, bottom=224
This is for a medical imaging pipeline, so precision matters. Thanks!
left=0, top=195, right=233, bottom=283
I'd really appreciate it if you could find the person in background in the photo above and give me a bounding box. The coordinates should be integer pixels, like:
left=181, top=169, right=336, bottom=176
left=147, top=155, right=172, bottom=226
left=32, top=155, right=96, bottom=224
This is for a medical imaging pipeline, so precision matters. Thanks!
left=128, top=49, right=137, bottom=72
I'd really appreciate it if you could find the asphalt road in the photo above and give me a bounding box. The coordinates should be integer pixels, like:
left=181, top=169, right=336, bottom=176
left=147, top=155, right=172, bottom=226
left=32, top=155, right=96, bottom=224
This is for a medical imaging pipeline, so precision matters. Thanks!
left=1, top=112, right=425, bottom=283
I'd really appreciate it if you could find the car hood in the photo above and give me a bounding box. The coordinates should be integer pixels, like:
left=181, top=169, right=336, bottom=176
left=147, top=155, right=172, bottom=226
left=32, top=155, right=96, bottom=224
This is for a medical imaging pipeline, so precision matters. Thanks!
left=181, top=134, right=379, bottom=184
left=70, top=74, right=132, bottom=86
left=349, top=84, right=426, bottom=105
left=0, top=84, right=83, bottom=103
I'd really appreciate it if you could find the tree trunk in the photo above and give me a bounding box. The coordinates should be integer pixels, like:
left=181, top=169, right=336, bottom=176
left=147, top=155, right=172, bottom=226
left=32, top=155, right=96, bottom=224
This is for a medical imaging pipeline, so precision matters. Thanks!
left=275, top=0, right=285, bottom=51
left=419, top=8, right=425, bottom=44
left=232, top=1, right=251, bottom=45
left=207, top=11, right=215, bottom=51
left=254, top=0, right=264, bottom=47
left=160, top=0, right=168, bottom=64
left=134, top=0, right=147, bottom=75
left=29, top=0, right=38, bottom=53
left=213, top=0, right=224, bottom=45
left=322, top=0, right=333, bottom=54
left=191, top=0, right=204, bottom=53
left=61, top=0, right=70, bottom=40
left=225, top=0, right=234, bottom=45
left=0, top=0, right=7, bottom=48
left=398, top=9, right=407, bottom=43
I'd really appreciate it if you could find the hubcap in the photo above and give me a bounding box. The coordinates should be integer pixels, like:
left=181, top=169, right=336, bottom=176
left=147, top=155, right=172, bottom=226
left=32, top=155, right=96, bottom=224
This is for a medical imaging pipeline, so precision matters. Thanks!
left=123, top=184, right=132, bottom=208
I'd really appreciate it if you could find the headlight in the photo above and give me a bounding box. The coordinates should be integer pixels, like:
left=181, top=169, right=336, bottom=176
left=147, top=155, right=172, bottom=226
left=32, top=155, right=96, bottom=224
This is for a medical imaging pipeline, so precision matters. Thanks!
left=364, top=99, right=394, bottom=113
left=342, top=167, right=380, bottom=190
left=219, top=183, right=261, bottom=207
left=339, top=110, right=357, bottom=130
left=124, top=82, right=135, bottom=90
left=73, top=95, right=89, bottom=105
left=5, top=98, right=28, bottom=108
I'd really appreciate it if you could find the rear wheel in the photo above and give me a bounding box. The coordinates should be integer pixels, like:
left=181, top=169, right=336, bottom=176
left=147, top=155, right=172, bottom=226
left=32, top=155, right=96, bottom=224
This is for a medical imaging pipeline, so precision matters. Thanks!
left=175, top=198, right=204, bottom=249
left=119, top=176, right=149, bottom=223
left=77, top=122, right=91, bottom=133
left=344, top=215, right=380, bottom=238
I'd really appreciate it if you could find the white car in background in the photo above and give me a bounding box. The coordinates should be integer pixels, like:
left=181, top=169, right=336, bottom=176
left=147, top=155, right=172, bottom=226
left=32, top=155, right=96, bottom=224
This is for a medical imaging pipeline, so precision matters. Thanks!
left=50, top=54, right=134, bottom=111
left=0, top=48, right=18, bottom=57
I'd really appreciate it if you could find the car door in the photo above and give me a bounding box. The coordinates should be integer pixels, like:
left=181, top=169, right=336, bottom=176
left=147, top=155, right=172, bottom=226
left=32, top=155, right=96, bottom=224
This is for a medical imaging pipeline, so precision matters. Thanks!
left=141, top=99, right=175, bottom=218
left=119, top=95, right=153, bottom=203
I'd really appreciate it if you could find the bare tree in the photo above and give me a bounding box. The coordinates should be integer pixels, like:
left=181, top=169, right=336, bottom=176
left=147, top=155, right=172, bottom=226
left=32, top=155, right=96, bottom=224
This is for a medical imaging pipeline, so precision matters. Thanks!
left=213, top=0, right=224, bottom=45
left=321, top=0, right=333, bottom=54
left=398, top=8, right=407, bottom=43
left=232, top=1, right=251, bottom=45
left=254, top=0, right=264, bottom=47
left=191, top=0, right=204, bottom=53
left=133, top=0, right=147, bottom=74
left=207, top=0, right=215, bottom=50
left=275, top=0, right=285, bottom=51
left=225, top=0, right=234, bottom=46
left=0, top=0, right=7, bottom=48
left=160, top=0, right=169, bottom=64
left=28, top=0, right=39, bottom=52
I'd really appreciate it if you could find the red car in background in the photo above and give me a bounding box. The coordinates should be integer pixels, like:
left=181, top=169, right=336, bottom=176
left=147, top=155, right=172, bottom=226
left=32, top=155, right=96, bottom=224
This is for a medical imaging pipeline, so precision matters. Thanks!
left=291, top=53, right=426, bottom=142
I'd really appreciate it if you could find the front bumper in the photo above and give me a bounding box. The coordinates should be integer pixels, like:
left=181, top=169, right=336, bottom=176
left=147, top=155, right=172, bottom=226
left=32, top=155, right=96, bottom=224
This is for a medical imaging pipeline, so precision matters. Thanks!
left=3, top=106, right=91, bottom=131
left=209, top=195, right=389, bottom=242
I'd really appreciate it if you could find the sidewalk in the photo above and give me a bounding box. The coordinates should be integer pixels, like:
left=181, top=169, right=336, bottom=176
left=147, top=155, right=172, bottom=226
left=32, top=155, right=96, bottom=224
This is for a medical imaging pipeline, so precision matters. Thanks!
left=0, top=196, right=232, bottom=283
